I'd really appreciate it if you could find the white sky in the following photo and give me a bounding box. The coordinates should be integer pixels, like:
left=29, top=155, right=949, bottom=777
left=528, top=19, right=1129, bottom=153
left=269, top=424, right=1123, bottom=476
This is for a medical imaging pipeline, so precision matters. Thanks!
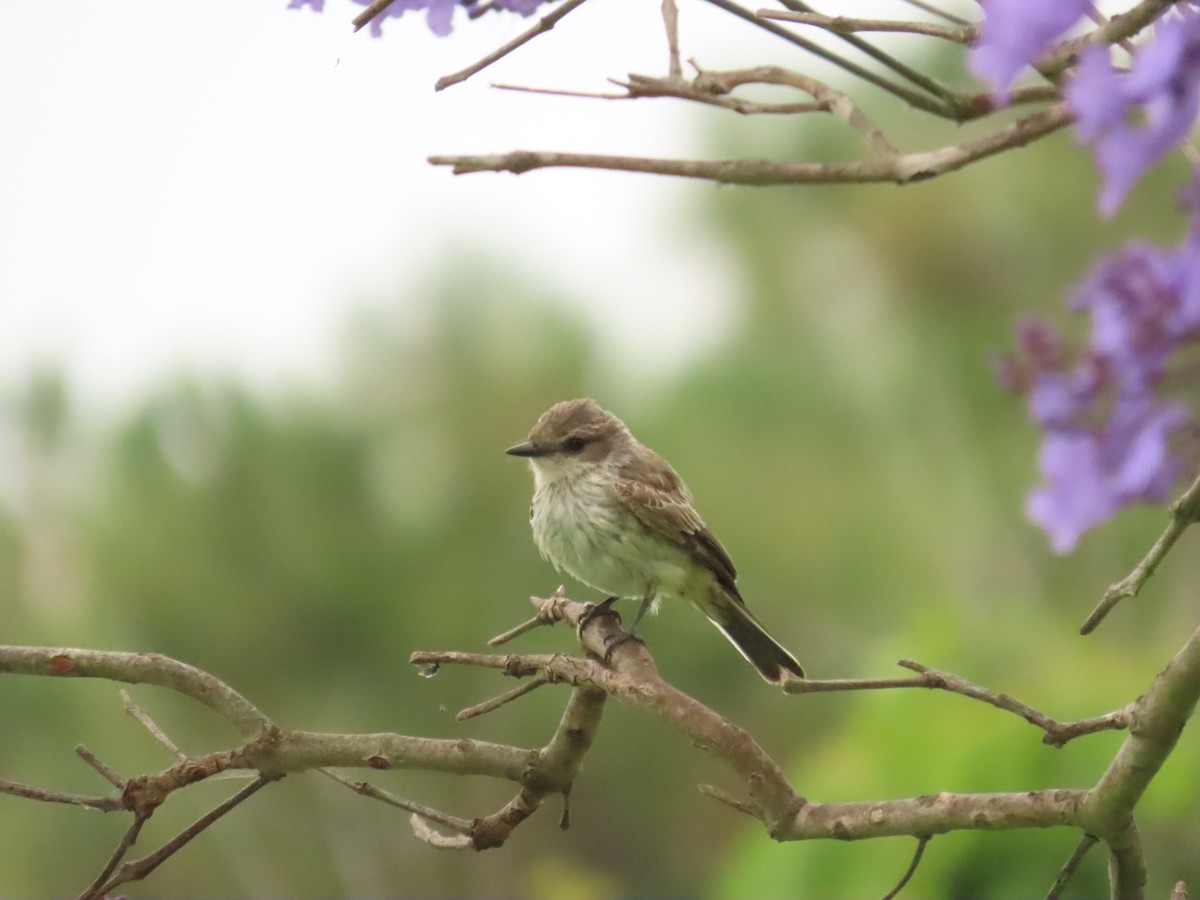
left=0, top=0, right=971, bottom=411
left=0, top=0, right=760, bottom=410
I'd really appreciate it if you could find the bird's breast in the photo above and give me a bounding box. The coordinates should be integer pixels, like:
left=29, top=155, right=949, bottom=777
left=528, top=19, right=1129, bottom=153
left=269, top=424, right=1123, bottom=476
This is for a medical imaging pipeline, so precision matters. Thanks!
left=529, top=471, right=695, bottom=601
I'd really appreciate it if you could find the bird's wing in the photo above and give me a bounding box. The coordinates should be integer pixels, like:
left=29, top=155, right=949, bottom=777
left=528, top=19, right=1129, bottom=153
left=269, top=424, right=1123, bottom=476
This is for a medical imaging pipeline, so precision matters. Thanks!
left=614, top=452, right=743, bottom=602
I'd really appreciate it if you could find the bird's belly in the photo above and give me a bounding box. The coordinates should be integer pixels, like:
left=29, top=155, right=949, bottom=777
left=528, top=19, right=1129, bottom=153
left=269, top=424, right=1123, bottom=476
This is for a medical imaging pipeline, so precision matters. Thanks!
left=531, top=484, right=694, bottom=600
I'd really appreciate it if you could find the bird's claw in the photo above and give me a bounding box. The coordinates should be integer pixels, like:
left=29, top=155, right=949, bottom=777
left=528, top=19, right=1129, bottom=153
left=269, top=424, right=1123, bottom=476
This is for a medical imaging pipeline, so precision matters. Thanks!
left=601, top=629, right=646, bottom=665
left=577, top=596, right=621, bottom=633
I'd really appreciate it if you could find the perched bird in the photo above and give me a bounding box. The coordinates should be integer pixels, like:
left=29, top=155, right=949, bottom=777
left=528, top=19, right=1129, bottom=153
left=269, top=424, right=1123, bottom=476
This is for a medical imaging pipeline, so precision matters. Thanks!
left=506, top=398, right=804, bottom=684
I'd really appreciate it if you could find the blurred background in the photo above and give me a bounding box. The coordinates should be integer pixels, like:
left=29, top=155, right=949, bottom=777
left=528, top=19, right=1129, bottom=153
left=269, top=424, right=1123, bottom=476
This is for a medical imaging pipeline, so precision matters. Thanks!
left=3, top=1, right=1200, bottom=898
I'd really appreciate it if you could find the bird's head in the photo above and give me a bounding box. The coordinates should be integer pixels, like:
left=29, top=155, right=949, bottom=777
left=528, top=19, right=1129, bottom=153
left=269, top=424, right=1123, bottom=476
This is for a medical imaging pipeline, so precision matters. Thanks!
left=506, top=398, right=630, bottom=482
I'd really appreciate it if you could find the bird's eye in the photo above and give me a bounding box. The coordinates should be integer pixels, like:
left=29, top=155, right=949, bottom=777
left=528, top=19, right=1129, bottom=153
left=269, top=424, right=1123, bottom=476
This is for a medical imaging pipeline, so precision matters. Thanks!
left=563, top=436, right=587, bottom=453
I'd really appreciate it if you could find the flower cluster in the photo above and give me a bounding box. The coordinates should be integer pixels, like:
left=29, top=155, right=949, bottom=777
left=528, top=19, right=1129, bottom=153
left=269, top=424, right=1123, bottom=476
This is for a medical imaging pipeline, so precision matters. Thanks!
left=288, top=0, right=545, bottom=37
left=1067, top=7, right=1200, bottom=216
left=968, top=0, right=1089, bottom=101
left=972, top=2, right=1200, bottom=550
left=970, top=2, right=1200, bottom=217
left=999, top=185, right=1200, bottom=551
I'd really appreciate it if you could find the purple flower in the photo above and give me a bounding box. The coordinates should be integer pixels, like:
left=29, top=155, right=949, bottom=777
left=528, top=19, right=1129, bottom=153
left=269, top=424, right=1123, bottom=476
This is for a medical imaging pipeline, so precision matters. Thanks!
left=969, top=0, right=1090, bottom=100
left=1071, top=244, right=1186, bottom=387
left=1066, top=9, right=1200, bottom=215
left=1005, top=175, right=1200, bottom=551
left=349, top=0, right=427, bottom=36
left=294, top=0, right=548, bottom=36
left=1027, top=399, right=1187, bottom=553
left=492, top=0, right=543, bottom=14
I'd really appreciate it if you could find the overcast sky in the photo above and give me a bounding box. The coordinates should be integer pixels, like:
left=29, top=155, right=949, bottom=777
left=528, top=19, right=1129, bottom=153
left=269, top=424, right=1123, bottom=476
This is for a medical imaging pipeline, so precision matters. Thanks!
left=0, top=0, right=771, bottom=411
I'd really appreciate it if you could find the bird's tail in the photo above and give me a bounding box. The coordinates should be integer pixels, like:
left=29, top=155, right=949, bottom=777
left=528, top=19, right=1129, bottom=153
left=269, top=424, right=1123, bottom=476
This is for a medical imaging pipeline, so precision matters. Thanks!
left=704, top=590, right=805, bottom=684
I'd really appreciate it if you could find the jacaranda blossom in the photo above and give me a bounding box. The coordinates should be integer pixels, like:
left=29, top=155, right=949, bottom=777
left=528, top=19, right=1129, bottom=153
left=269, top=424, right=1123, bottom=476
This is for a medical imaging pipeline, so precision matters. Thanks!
left=969, top=0, right=1090, bottom=100
left=1066, top=7, right=1200, bottom=215
left=1002, top=178, right=1200, bottom=552
left=288, top=0, right=548, bottom=36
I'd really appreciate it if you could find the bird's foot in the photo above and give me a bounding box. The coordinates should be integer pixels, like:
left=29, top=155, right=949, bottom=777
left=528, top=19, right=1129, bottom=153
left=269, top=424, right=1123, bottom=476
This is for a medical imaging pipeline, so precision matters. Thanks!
left=601, top=629, right=646, bottom=665
left=577, top=595, right=621, bottom=634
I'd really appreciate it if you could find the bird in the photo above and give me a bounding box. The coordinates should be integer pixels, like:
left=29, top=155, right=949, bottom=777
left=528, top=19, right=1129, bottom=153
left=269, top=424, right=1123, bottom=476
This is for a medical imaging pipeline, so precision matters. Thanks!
left=506, top=398, right=804, bottom=684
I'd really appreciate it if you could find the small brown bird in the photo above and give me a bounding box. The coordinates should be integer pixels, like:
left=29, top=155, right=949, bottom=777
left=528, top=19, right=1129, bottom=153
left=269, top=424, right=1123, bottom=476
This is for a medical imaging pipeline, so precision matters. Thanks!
left=507, top=398, right=804, bottom=684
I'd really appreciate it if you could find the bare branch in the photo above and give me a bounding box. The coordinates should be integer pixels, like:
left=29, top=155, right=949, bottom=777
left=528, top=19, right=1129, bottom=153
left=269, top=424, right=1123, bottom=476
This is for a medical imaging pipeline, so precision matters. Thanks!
left=686, top=65, right=897, bottom=155
left=779, top=789, right=1084, bottom=841
left=1081, top=471, right=1200, bottom=634
left=1045, top=833, right=1099, bottom=900
left=92, top=775, right=277, bottom=898
left=756, top=9, right=976, bottom=42
left=662, top=0, right=682, bottom=79
left=435, top=0, right=591, bottom=91
left=488, top=587, right=570, bottom=646
left=698, top=0, right=954, bottom=116
left=411, top=813, right=474, bottom=849
left=318, top=768, right=474, bottom=834
left=1082, top=620, right=1200, bottom=839
left=1040, top=0, right=1180, bottom=78
left=1106, top=825, right=1147, bottom=900
left=896, top=0, right=970, bottom=26
left=352, top=0, right=396, bottom=32
left=75, top=745, right=125, bottom=789
left=698, top=783, right=765, bottom=820
left=614, top=73, right=825, bottom=116
left=77, top=815, right=147, bottom=900
left=121, top=688, right=187, bottom=761
left=789, top=660, right=1128, bottom=746
left=428, top=104, right=1073, bottom=185
left=771, top=0, right=967, bottom=110
left=0, top=778, right=123, bottom=812
left=457, top=672, right=551, bottom=720
left=467, top=683, right=606, bottom=848
left=0, top=646, right=272, bottom=740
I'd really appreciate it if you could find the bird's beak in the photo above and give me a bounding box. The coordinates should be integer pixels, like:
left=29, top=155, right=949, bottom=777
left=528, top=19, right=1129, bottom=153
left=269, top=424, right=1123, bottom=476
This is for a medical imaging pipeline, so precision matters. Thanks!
left=505, top=440, right=547, bottom=458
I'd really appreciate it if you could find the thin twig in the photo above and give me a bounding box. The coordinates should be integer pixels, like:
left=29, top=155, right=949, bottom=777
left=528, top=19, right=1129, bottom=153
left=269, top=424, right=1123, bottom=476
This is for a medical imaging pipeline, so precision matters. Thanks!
left=697, top=0, right=953, bottom=116
left=352, top=0, right=397, bottom=32
left=896, top=0, right=969, bottom=26
left=698, top=783, right=765, bottom=820
left=688, top=65, right=898, bottom=155
left=662, top=0, right=682, bottom=79
left=770, top=0, right=968, bottom=112
left=1040, top=0, right=1177, bottom=78
left=411, top=813, right=474, bottom=849
left=95, top=775, right=277, bottom=897
left=458, top=672, right=551, bottom=720
left=1044, top=833, right=1099, bottom=900
left=121, top=689, right=187, bottom=761
left=77, top=814, right=147, bottom=900
left=488, top=588, right=570, bottom=646
left=1083, top=6, right=1138, bottom=57
left=757, top=10, right=975, bottom=42
left=429, top=103, right=1073, bottom=184
left=1081, top=471, right=1200, bottom=634
left=0, top=646, right=273, bottom=741
left=75, top=745, right=125, bottom=789
left=616, top=73, right=824, bottom=114
left=435, top=0, right=591, bottom=91
left=880, top=836, right=930, bottom=900
left=788, top=661, right=1129, bottom=747
left=493, top=82, right=627, bottom=101
left=0, top=778, right=123, bottom=811
left=318, top=768, right=474, bottom=834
